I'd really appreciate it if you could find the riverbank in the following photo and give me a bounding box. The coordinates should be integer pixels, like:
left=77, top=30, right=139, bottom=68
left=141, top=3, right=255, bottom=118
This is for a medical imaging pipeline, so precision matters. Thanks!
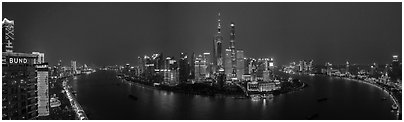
left=117, top=73, right=307, bottom=99
left=62, top=75, right=89, bottom=120
left=119, top=76, right=244, bottom=98
left=302, top=73, right=401, bottom=119
left=72, top=70, right=398, bottom=119
left=37, top=77, right=76, bottom=120
left=343, top=77, right=401, bottom=119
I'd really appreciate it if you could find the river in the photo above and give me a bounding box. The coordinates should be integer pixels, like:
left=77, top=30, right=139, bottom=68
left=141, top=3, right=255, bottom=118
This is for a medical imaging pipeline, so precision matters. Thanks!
left=67, top=70, right=397, bottom=119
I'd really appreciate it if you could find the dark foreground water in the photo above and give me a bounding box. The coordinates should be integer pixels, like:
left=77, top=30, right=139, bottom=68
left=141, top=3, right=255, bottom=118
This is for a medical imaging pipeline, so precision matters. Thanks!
left=68, top=70, right=397, bottom=120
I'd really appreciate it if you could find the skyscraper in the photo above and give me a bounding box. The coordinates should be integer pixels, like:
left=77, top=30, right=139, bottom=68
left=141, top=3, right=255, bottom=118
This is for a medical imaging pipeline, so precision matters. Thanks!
left=164, top=56, right=179, bottom=86
left=229, top=22, right=237, bottom=79
left=202, top=52, right=211, bottom=78
left=213, top=11, right=223, bottom=74
left=35, top=63, right=50, bottom=117
left=57, top=60, right=62, bottom=78
left=189, top=52, right=195, bottom=80
left=236, top=50, right=244, bottom=80
left=391, top=55, right=401, bottom=81
left=2, top=18, right=14, bottom=53
left=137, top=56, right=144, bottom=75
left=2, top=52, right=39, bottom=119
left=71, top=60, right=77, bottom=75
left=224, top=48, right=232, bottom=79
left=195, top=55, right=203, bottom=81
left=179, top=52, right=189, bottom=84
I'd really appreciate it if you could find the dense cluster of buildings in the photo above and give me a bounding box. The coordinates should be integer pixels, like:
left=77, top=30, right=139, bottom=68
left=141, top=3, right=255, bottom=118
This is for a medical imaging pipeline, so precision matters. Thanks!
left=282, top=56, right=402, bottom=90
left=2, top=18, right=50, bottom=119
left=120, top=12, right=281, bottom=92
left=2, top=18, right=93, bottom=120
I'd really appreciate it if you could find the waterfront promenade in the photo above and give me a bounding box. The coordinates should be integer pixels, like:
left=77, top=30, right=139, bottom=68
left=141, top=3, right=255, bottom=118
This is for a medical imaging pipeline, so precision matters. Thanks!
left=63, top=77, right=88, bottom=120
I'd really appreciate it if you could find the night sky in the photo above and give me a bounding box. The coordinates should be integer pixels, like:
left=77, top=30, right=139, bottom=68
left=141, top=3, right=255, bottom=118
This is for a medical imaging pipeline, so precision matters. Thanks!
left=3, top=2, right=401, bottom=67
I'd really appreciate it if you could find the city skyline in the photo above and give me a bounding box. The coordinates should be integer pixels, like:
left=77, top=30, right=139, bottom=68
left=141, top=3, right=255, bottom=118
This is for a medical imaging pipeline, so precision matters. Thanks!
left=3, top=2, right=401, bottom=67
left=2, top=2, right=402, bottom=120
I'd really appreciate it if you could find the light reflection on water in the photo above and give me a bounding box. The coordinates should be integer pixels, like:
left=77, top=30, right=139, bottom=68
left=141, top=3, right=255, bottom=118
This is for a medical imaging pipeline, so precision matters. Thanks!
left=70, top=70, right=397, bottom=120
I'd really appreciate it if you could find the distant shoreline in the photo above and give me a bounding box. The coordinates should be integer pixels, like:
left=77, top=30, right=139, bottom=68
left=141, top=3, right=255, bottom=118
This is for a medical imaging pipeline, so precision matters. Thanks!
left=116, top=72, right=307, bottom=99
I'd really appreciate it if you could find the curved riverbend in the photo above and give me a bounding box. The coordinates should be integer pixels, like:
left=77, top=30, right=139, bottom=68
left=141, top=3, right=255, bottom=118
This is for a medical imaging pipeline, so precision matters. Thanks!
left=68, top=70, right=397, bottom=120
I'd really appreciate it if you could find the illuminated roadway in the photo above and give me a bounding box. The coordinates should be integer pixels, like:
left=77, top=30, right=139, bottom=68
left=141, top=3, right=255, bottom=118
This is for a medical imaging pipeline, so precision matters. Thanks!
left=63, top=79, right=88, bottom=120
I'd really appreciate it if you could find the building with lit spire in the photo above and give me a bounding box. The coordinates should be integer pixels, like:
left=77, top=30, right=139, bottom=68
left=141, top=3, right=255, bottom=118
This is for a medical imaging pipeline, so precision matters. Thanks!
left=229, top=22, right=237, bottom=79
left=213, top=11, right=223, bottom=75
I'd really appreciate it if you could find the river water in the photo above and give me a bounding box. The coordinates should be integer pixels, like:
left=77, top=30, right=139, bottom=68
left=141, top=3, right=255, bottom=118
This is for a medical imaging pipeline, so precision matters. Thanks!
left=67, top=70, right=397, bottom=119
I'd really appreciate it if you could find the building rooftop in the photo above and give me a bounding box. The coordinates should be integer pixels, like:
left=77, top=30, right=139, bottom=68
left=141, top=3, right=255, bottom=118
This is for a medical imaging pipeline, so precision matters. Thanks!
left=3, top=52, right=38, bottom=58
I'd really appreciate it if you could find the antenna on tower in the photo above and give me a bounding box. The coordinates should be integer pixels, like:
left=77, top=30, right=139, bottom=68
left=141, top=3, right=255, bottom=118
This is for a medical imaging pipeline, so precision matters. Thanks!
left=217, top=9, right=221, bottom=33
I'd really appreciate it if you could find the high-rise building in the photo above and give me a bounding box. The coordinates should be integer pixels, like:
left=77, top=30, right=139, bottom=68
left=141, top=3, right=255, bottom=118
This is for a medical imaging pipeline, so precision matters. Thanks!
left=213, top=11, right=224, bottom=74
left=151, top=53, right=163, bottom=70
left=163, top=57, right=179, bottom=86
left=2, top=52, right=39, bottom=119
left=217, top=67, right=226, bottom=88
left=179, top=53, right=189, bottom=84
left=195, top=55, right=203, bottom=81
left=299, top=60, right=304, bottom=72
left=391, top=55, right=401, bottom=81
left=71, top=60, right=77, bottom=75
left=268, top=58, right=274, bottom=71
left=229, top=22, right=237, bottom=79
left=57, top=60, right=62, bottom=78
left=202, top=52, right=211, bottom=78
left=35, top=63, right=49, bottom=116
left=137, top=56, right=144, bottom=75
left=224, top=48, right=232, bottom=79
left=189, top=52, right=195, bottom=80
left=236, top=50, right=244, bottom=80
left=2, top=18, right=14, bottom=53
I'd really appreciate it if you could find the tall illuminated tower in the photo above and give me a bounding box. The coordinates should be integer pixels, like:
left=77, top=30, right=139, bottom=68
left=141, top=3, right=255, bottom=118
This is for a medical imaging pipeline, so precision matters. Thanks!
left=213, top=11, right=223, bottom=74
left=229, top=22, right=237, bottom=79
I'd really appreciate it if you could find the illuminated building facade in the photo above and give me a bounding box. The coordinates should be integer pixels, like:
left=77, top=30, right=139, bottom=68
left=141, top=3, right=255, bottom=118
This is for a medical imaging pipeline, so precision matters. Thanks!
left=213, top=12, right=223, bottom=74
left=236, top=50, right=244, bottom=80
left=194, top=55, right=207, bottom=81
left=2, top=52, right=39, bottom=119
left=189, top=53, right=195, bottom=80
left=224, top=48, right=232, bottom=79
left=179, top=52, right=189, bottom=84
left=229, top=22, right=237, bottom=79
left=35, top=63, right=49, bottom=116
left=71, top=60, right=77, bottom=75
left=2, top=18, right=14, bottom=53
left=391, top=55, right=401, bottom=81
left=163, top=57, right=179, bottom=86
left=202, top=52, right=211, bottom=78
